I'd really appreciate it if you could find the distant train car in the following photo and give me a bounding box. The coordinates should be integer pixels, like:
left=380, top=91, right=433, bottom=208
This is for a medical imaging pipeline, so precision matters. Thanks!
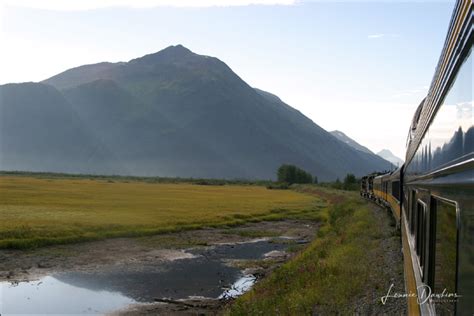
left=372, top=173, right=386, bottom=204
left=360, top=173, right=377, bottom=199
left=372, top=171, right=401, bottom=226
left=367, top=174, right=375, bottom=199
left=388, top=167, right=402, bottom=223
left=361, top=0, right=473, bottom=314
left=360, top=173, right=379, bottom=199
left=360, top=176, right=369, bottom=197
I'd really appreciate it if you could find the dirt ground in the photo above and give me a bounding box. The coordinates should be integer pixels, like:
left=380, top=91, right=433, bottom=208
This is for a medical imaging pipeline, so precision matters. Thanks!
left=0, top=220, right=317, bottom=283
left=0, top=219, right=319, bottom=315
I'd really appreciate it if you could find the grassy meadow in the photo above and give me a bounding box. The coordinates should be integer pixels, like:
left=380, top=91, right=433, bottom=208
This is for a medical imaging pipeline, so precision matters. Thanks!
left=0, top=175, right=323, bottom=249
left=228, top=187, right=400, bottom=315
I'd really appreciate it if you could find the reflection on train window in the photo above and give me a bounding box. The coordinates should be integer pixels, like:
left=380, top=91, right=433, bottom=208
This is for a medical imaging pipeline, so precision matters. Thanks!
left=404, top=191, right=409, bottom=218
left=433, top=198, right=458, bottom=314
left=404, top=49, right=472, bottom=178
left=410, top=191, right=416, bottom=234
left=420, top=49, right=472, bottom=173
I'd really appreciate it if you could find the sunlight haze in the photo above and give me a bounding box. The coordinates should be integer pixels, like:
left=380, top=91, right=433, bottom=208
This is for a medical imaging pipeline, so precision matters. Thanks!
left=0, top=0, right=455, bottom=159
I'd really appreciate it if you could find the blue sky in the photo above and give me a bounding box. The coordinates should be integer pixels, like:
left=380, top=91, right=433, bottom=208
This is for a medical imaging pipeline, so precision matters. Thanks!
left=0, top=0, right=455, bottom=159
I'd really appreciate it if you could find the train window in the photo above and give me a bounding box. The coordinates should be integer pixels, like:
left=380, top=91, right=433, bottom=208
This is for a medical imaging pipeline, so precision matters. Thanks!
left=392, top=181, right=400, bottom=201
left=432, top=198, right=458, bottom=314
left=410, top=191, right=416, bottom=234
left=403, top=191, right=410, bottom=222
left=416, top=200, right=427, bottom=275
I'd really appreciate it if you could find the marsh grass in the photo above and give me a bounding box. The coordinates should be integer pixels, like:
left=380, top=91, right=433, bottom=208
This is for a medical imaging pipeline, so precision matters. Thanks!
left=0, top=176, right=322, bottom=249
left=227, top=190, right=386, bottom=315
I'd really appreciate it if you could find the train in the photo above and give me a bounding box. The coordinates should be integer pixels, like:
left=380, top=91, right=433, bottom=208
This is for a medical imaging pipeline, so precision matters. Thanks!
left=360, top=1, right=473, bottom=315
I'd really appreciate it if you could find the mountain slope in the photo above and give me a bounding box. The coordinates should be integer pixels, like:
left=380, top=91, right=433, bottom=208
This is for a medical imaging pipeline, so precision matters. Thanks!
left=44, top=62, right=122, bottom=90
left=0, top=83, right=121, bottom=173
left=377, top=149, right=404, bottom=167
left=1, top=45, right=390, bottom=180
left=330, top=130, right=373, bottom=154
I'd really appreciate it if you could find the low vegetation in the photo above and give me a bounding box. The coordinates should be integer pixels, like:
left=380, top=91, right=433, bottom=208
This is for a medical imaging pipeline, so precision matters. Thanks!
left=227, top=187, right=393, bottom=315
left=0, top=171, right=273, bottom=186
left=0, top=175, right=322, bottom=249
left=319, top=173, right=360, bottom=191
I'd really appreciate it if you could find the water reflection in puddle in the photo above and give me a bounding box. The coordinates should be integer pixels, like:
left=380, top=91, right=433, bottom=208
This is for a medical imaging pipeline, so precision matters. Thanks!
left=219, top=275, right=256, bottom=299
left=0, top=239, right=289, bottom=315
left=0, top=276, right=135, bottom=315
left=55, top=257, right=241, bottom=302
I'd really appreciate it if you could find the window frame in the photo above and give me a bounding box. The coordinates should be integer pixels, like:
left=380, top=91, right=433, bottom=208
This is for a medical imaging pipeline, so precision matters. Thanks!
left=416, top=199, right=427, bottom=279
left=429, top=195, right=460, bottom=302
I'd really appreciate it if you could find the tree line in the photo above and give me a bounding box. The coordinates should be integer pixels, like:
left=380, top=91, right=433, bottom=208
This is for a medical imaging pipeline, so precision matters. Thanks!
left=275, top=164, right=358, bottom=191
left=277, top=164, right=316, bottom=184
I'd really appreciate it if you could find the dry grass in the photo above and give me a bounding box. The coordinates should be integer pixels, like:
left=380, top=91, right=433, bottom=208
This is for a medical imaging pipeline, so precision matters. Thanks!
left=0, top=176, right=320, bottom=249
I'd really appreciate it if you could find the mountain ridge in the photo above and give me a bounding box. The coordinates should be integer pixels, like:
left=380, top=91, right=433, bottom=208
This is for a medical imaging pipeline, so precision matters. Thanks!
left=377, top=149, right=404, bottom=167
left=330, top=130, right=374, bottom=154
left=1, top=45, right=390, bottom=180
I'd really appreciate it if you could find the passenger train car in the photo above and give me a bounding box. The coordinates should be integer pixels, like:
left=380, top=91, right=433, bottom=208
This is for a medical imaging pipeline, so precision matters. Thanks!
left=361, top=1, right=473, bottom=314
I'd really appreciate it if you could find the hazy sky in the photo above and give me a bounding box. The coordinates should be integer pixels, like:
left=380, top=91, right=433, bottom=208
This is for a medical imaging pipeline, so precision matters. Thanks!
left=0, top=0, right=455, bottom=159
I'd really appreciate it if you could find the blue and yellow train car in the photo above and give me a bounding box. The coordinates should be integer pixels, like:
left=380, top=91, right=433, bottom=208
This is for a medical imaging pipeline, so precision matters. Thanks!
left=361, top=1, right=473, bottom=314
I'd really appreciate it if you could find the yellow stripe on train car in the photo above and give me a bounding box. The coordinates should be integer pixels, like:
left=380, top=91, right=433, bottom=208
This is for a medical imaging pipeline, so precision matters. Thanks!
left=387, top=195, right=401, bottom=220
left=402, top=220, right=421, bottom=316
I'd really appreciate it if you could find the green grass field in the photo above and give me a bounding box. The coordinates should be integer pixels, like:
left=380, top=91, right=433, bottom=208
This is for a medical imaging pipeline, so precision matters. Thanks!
left=0, top=175, right=322, bottom=249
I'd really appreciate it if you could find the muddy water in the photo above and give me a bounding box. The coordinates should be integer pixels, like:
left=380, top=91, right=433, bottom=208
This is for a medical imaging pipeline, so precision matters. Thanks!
left=0, top=239, right=289, bottom=315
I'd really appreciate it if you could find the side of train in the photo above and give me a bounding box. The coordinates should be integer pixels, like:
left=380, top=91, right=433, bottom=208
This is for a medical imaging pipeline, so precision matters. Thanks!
left=361, top=1, right=473, bottom=315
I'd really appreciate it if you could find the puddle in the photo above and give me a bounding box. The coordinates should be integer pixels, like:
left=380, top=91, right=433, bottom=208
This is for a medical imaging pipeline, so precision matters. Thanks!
left=0, top=276, right=135, bottom=315
left=53, top=258, right=241, bottom=302
left=0, top=239, right=290, bottom=314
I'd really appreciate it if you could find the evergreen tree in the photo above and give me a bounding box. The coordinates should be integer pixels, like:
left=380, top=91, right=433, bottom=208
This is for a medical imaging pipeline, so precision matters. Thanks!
left=277, top=164, right=313, bottom=184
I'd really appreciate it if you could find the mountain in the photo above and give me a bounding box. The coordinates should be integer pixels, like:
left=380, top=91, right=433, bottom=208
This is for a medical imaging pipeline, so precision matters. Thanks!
left=330, top=130, right=373, bottom=154
left=377, top=149, right=404, bottom=168
left=1, top=45, right=390, bottom=180
left=0, top=83, right=121, bottom=173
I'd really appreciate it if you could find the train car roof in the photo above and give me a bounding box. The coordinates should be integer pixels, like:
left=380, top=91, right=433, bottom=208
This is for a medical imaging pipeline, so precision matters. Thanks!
left=374, top=172, right=391, bottom=181
left=390, top=165, right=403, bottom=178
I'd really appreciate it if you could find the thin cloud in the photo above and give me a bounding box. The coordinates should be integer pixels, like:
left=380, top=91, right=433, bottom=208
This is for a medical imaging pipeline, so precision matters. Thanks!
left=391, top=86, right=429, bottom=99
left=1, top=0, right=298, bottom=11
left=368, top=33, right=400, bottom=40
left=368, top=34, right=385, bottom=39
